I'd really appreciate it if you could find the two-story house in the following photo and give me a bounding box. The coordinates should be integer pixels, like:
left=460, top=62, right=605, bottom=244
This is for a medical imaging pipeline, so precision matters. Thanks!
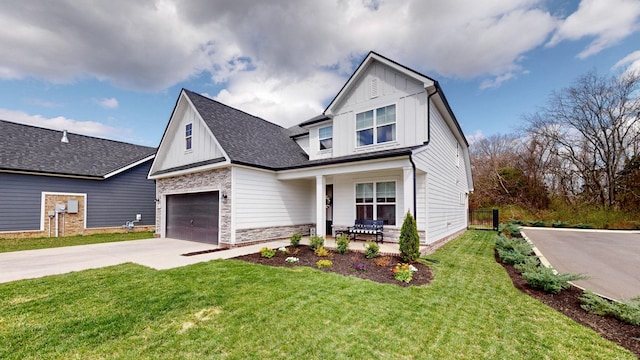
left=148, top=52, right=473, bottom=248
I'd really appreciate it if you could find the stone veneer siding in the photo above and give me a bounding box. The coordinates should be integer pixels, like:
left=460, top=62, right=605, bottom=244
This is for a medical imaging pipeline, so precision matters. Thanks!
left=155, top=167, right=232, bottom=244
left=234, top=223, right=313, bottom=246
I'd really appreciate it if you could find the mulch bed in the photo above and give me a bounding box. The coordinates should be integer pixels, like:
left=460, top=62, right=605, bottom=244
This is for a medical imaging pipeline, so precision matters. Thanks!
left=233, top=245, right=433, bottom=287
left=496, top=251, right=640, bottom=357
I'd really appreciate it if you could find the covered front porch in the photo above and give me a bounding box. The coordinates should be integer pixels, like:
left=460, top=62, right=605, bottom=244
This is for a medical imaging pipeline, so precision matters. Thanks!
left=278, top=155, right=427, bottom=243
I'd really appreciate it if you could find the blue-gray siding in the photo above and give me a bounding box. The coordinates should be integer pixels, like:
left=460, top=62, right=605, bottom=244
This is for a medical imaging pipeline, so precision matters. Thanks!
left=0, top=161, right=155, bottom=231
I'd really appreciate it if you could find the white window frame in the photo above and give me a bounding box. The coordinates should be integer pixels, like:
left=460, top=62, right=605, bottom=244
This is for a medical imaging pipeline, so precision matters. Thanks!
left=355, top=104, right=396, bottom=147
left=355, top=181, right=396, bottom=225
left=185, top=123, right=193, bottom=151
left=319, top=125, right=333, bottom=151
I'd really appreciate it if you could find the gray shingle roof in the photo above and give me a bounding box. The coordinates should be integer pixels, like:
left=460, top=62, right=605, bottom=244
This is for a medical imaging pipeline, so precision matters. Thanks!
left=0, top=120, right=156, bottom=178
left=184, top=90, right=310, bottom=169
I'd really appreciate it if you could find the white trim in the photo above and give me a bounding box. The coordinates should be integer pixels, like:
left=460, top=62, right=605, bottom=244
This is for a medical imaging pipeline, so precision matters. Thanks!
left=355, top=102, right=398, bottom=148
left=148, top=161, right=231, bottom=180
left=277, top=157, right=411, bottom=180
left=40, top=192, right=88, bottom=231
left=0, top=169, right=101, bottom=180
left=230, top=166, right=237, bottom=244
left=104, top=155, right=155, bottom=179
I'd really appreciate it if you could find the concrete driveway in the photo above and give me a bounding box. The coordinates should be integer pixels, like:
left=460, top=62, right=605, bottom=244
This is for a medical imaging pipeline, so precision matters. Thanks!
left=520, top=227, right=640, bottom=301
left=0, top=238, right=290, bottom=284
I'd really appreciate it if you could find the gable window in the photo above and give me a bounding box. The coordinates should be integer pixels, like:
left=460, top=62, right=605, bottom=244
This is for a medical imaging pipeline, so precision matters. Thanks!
left=319, top=125, right=333, bottom=150
left=356, top=104, right=396, bottom=146
left=355, top=181, right=396, bottom=225
left=185, top=123, right=193, bottom=151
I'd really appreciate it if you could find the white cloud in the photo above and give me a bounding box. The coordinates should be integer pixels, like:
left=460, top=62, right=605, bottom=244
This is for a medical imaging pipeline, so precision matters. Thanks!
left=466, top=130, right=485, bottom=145
left=613, top=50, right=640, bottom=75
left=98, top=97, right=119, bottom=109
left=0, top=0, right=638, bottom=129
left=547, top=0, right=640, bottom=58
left=0, top=108, right=127, bottom=138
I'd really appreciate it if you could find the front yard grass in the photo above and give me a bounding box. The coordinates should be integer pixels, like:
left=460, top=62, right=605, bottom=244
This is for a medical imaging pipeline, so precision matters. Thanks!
left=0, top=231, right=154, bottom=253
left=0, top=230, right=633, bottom=359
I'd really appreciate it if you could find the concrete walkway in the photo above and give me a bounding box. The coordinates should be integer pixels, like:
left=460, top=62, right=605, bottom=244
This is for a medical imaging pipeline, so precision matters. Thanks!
left=521, top=227, right=640, bottom=301
left=0, top=237, right=406, bottom=284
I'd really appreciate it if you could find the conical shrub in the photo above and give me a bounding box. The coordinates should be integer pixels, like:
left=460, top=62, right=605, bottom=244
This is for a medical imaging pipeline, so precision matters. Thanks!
left=399, top=210, right=420, bottom=263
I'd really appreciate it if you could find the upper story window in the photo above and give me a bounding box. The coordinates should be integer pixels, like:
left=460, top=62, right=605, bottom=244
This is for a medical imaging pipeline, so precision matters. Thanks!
left=356, top=104, right=396, bottom=147
left=185, top=123, right=193, bottom=151
left=319, top=125, right=333, bottom=150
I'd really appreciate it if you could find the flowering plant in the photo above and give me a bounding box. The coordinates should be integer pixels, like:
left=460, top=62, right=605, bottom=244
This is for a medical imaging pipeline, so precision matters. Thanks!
left=278, top=247, right=287, bottom=253
left=352, top=263, right=367, bottom=272
left=285, top=257, right=299, bottom=264
left=393, top=263, right=417, bottom=283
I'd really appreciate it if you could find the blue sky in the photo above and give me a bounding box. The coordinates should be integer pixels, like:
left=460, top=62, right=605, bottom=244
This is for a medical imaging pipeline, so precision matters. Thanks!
left=0, top=0, right=639, bottom=147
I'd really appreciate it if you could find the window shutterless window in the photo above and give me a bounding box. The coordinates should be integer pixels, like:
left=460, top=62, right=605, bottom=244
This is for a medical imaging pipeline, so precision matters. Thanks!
left=185, top=123, right=193, bottom=150
left=356, top=104, right=396, bottom=147
left=319, top=125, right=333, bottom=150
left=355, top=181, right=396, bottom=225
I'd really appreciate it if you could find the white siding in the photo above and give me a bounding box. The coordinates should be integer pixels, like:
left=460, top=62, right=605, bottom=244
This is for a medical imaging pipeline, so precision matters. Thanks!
left=322, top=62, right=429, bottom=160
left=235, top=167, right=314, bottom=229
left=294, top=135, right=310, bottom=155
left=153, top=100, right=225, bottom=173
left=412, top=104, right=471, bottom=244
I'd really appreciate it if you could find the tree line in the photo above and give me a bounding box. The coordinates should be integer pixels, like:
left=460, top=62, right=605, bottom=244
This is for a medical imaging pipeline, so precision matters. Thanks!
left=470, top=70, right=640, bottom=212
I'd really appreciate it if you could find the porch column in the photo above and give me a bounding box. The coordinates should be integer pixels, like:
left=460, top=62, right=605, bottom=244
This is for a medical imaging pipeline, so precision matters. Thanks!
left=403, top=166, right=414, bottom=217
left=315, top=175, right=326, bottom=237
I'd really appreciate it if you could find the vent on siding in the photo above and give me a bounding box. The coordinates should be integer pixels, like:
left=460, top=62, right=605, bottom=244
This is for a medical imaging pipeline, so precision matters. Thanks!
left=370, top=78, right=378, bottom=98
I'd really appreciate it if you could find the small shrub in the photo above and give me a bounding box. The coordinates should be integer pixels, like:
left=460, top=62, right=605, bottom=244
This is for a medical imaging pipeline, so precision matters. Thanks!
left=551, top=221, right=568, bottom=228
left=290, top=232, right=302, bottom=247
left=364, top=241, right=380, bottom=259
left=495, top=234, right=533, bottom=265
left=316, top=259, right=333, bottom=269
left=529, top=220, right=546, bottom=227
left=335, top=234, right=349, bottom=254
left=502, top=223, right=522, bottom=238
left=399, top=211, right=421, bottom=262
left=352, top=263, right=367, bottom=272
left=393, top=263, right=418, bottom=283
left=260, top=247, right=276, bottom=259
left=508, top=218, right=526, bottom=226
left=573, top=223, right=593, bottom=229
left=521, top=267, right=587, bottom=294
left=309, top=236, right=324, bottom=251
left=374, top=256, right=392, bottom=267
left=314, top=246, right=330, bottom=257
left=286, top=247, right=300, bottom=255
left=513, top=255, right=540, bottom=273
left=580, top=291, right=640, bottom=326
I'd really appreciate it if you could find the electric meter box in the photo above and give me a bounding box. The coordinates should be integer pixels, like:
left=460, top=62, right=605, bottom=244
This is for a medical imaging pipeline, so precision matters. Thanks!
left=67, top=199, right=79, bottom=214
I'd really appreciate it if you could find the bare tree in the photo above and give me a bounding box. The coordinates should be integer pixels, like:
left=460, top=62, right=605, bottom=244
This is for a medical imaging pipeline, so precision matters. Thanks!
left=524, top=70, right=640, bottom=208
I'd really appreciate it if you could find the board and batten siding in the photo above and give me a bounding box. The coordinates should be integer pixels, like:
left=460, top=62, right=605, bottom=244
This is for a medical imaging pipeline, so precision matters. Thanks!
left=0, top=161, right=156, bottom=232
left=412, top=106, right=470, bottom=244
left=234, top=167, right=314, bottom=229
left=153, top=101, right=225, bottom=173
left=312, top=62, right=428, bottom=161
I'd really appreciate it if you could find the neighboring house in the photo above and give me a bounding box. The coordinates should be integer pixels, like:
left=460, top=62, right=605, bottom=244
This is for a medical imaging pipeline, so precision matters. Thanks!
left=0, top=120, right=156, bottom=238
left=149, top=52, right=473, bottom=248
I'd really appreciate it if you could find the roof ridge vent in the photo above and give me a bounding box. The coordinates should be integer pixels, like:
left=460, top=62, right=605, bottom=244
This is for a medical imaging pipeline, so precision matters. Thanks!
left=61, top=130, right=69, bottom=143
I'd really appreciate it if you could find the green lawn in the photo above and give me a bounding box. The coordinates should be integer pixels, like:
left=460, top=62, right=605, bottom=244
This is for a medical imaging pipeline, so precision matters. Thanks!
left=0, top=231, right=154, bottom=253
left=0, top=231, right=633, bottom=359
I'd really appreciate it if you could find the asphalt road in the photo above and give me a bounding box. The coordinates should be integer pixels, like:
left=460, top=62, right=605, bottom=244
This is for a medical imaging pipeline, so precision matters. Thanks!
left=520, top=228, right=640, bottom=301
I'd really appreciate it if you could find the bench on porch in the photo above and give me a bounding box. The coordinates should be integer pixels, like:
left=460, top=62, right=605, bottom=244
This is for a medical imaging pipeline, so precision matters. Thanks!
left=346, top=219, right=384, bottom=243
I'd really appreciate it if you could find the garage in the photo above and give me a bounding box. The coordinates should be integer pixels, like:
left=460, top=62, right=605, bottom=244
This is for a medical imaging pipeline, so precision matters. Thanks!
left=166, top=191, right=219, bottom=244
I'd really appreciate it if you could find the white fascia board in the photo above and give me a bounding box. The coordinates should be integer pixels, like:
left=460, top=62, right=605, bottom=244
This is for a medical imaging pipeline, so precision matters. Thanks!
left=148, top=161, right=231, bottom=180
left=276, top=157, right=411, bottom=180
left=104, top=155, right=155, bottom=179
